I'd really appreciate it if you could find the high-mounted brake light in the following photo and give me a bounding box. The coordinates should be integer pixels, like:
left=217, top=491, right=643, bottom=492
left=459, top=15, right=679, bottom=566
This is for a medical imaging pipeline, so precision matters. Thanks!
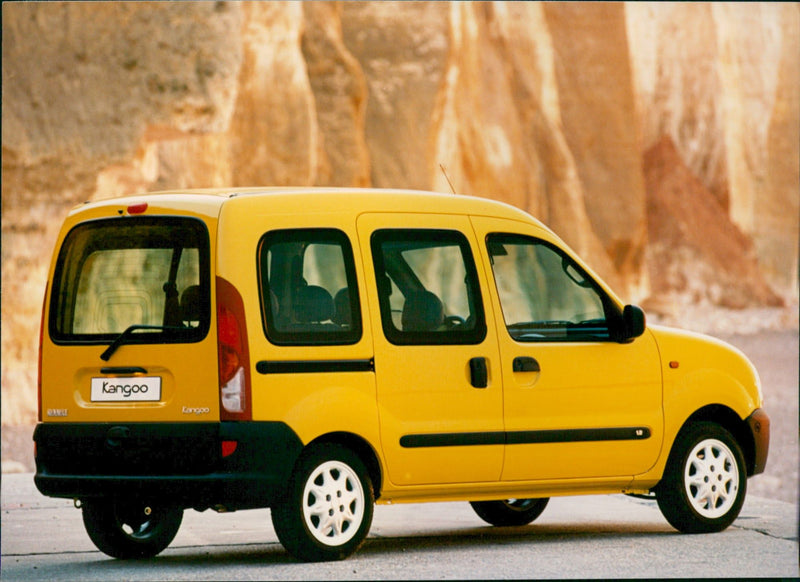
left=216, top=277, right=251, bottom=421
left=127, top=202, right=148, bottom=215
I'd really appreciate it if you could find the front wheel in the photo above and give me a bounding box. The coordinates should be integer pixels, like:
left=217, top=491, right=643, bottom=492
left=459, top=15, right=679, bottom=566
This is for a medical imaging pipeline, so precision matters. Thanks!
left=656, top=422, right=746, bottom=533
left=470, top=498, right=550, bottom=526
left=81, top=499, right=183, bottom=559
left=271, top=443, right=374, bottom=562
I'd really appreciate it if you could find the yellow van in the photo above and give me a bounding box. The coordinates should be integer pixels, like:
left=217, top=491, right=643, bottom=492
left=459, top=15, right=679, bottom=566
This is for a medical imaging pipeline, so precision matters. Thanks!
left=34, top=188, right=769, bottom=562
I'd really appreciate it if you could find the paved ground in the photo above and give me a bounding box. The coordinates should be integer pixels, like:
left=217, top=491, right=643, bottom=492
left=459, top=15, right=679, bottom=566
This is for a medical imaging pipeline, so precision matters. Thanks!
left=1, top=472, right=797, bottom=580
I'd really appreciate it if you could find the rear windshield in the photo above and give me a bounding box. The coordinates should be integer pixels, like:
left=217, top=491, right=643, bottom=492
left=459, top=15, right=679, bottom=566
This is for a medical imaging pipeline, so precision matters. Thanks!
left=50, top=216, right=210, bottom=344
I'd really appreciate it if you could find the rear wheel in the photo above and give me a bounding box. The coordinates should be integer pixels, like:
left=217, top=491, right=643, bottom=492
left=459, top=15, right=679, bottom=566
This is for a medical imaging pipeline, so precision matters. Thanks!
left=656, top=422, right=746, bottom=533
left=81, top=499, right=183, bottom=559
left=272, top=443, right=374, bottom=562
left=470, top=498, right=550, bottom=526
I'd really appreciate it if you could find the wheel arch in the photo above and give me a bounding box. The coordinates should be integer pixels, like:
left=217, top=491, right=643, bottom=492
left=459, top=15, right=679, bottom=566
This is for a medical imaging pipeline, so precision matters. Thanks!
left=305, top=432, right=384, bottom=499
left=679, top=404, right=757, bottom=476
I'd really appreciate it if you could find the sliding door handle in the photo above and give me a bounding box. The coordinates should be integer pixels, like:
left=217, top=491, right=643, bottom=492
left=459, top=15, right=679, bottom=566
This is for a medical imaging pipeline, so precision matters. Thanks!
left=512, top=356, right=540, bottom=373
left=469, top=357, right=488, bottom=388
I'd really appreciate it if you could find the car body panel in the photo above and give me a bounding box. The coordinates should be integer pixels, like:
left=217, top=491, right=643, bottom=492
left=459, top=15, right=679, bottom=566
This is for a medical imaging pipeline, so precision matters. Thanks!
left=215, top=198, right=382, bottom=449
left=629, top=325, right=764, bottom=486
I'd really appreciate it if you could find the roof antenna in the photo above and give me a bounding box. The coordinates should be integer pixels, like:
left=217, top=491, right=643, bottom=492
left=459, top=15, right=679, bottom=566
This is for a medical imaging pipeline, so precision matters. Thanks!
left=439, top=164, right=457, bottom=194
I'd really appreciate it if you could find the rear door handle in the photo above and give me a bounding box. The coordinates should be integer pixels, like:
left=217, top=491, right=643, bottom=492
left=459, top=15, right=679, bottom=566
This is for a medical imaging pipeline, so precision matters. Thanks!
left=512, top=356, right=540, bottom=373
left=100, top=366, right=148, bottom=375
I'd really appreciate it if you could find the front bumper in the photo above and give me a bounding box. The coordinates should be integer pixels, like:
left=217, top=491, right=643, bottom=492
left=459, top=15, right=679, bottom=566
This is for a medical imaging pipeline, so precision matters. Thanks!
left=33, top=421, right=303, bottom=509
left=745, top=408, right=770, bottom=475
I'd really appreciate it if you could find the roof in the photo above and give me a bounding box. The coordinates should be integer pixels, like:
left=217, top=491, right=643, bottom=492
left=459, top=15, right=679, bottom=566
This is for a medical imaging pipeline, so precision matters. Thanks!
left=71, top=187, right=545, bottom=227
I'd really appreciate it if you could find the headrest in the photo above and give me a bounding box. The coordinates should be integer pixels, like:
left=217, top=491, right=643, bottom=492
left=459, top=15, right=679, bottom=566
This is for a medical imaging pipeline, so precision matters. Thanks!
left=401, top=290, right=444, bottom=332
left=180, top=285, right=201, bottom=324
left=294, top=285, right=334, bottom=323
left=333, top=288, right=351, bottom=326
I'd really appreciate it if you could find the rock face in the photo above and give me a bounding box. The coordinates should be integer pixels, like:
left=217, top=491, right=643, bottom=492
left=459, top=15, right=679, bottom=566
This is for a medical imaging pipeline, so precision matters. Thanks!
left=644, top=136, right=784, bottom=310
left=544, top=3, right=649, bottom=296
left=626, top=2, right=799, bottom=298
left=2, top=2, right=797, bottom=424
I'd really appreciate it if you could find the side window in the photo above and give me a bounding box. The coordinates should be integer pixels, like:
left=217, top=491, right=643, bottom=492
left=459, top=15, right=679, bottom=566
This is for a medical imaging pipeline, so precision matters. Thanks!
left=371, top=229, right=486, bottom=345
left=258, top=229, right=361, bottom=345
left=487, top=233, right=613, bottom=342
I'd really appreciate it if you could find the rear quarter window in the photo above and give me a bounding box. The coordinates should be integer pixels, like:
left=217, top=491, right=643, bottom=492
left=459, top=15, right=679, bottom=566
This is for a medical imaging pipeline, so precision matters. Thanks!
left=50, top=216, right=210, bottom=344
left=257, top=228, right=362, bottom=346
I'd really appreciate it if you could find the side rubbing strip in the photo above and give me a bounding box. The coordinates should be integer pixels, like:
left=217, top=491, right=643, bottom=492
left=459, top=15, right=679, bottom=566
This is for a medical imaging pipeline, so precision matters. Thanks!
left=400, top=432, right=506, bottom=449
left=400, top=427, right=651, bottom=448
left=256, top=359, right=374, bottom=375
left=504, top=427, right=651, bottom=444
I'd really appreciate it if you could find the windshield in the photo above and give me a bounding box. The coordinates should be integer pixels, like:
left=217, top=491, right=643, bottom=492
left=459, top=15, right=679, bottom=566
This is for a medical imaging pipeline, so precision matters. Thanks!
left=50, top=216, right=210, bottom=344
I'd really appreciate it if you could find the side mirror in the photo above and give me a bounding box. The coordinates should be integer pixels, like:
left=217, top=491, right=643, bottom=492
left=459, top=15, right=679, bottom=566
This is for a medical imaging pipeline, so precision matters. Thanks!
left=614, top=304, right=646, bottom=343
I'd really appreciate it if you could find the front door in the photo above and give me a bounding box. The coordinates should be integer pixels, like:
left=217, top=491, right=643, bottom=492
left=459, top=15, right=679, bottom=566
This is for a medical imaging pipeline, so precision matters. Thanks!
left=472, top=217, right=663, bottom=482
left=358, top=214, right=504, bottom=486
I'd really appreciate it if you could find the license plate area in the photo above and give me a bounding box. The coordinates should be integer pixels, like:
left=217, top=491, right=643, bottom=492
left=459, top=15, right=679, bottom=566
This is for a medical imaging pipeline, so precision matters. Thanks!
left=34, top=423, right=219, bottom=475
left=90, top=376, right=162, bottom=402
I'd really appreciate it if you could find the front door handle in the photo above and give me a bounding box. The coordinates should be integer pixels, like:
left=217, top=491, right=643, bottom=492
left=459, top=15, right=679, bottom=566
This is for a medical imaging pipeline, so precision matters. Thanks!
left=469, top=357, right=488, bottom=388
left=512, top=356, right=540, bottom=373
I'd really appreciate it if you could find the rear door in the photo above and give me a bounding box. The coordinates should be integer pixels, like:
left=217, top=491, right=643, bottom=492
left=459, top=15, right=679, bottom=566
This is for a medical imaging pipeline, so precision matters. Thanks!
left=42, top=214, right=219, bottom=423
left=357, top=213, right=504, bottom=486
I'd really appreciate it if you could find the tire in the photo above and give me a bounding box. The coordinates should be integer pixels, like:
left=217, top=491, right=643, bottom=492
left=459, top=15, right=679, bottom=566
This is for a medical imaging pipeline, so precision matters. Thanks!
left=656, top=422, right=747, bottom=533
left=470, top=498, right=550, bottom=527
left=271, top=443, right=374, bottom=562
left=81, top=498, right=183, bottom=559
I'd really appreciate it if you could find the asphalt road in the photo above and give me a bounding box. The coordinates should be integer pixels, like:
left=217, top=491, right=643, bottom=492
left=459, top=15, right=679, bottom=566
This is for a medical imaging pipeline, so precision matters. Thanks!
left=1, top=472, right=796, bottom=580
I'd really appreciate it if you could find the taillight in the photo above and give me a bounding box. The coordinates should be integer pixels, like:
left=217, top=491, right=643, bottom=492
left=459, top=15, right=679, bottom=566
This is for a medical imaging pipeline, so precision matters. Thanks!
left=221, top=440, right=238, bottom=458
left=37, top=283, right=47, bottom=422
left=216, top=277, right=251, bottom=421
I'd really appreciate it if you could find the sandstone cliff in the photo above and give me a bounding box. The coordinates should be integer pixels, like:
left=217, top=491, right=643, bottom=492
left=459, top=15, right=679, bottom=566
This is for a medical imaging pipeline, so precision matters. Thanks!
left=2, top=2, right=798, bottom=425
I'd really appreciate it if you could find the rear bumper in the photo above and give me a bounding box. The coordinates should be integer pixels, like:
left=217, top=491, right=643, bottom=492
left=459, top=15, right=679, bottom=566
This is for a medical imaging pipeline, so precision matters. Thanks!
left=745, top=408, right=770, bottom=476
left=33, top=421, right=303, bottom=510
